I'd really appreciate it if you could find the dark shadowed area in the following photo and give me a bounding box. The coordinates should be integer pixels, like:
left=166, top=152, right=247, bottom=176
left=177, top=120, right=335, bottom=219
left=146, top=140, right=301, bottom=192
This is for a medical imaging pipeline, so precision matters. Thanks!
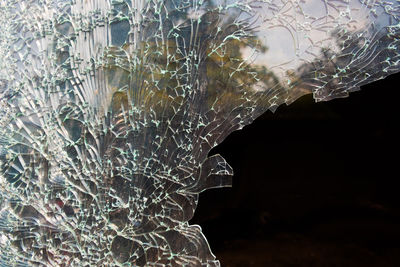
left=191, top=72, right=400, bottom=267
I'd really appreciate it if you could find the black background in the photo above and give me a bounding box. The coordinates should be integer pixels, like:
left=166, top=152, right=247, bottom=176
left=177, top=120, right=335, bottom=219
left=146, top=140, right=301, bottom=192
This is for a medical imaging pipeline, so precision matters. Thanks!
left=191, top=73, right=400, bottom=266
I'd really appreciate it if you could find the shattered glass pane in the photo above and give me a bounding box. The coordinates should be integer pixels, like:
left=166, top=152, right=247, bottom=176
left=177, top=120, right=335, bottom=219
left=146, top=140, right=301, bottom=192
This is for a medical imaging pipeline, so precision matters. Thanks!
left=0, top=0, right=399, bottom=266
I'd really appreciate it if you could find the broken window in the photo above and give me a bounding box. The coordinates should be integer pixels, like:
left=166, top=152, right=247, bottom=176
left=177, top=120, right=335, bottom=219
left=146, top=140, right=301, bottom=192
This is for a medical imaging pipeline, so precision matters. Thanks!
left=0, top=0, right=399, bottom=266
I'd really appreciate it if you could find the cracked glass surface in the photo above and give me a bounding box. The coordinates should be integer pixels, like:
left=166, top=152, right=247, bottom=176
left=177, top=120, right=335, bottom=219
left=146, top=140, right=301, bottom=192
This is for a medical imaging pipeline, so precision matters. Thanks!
left=0, top=0, right=399, bottom=266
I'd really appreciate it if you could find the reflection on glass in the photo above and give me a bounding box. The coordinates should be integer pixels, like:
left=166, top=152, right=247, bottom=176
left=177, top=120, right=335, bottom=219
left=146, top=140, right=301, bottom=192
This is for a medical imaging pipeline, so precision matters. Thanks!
left=0, top=0, right=399, bottom=266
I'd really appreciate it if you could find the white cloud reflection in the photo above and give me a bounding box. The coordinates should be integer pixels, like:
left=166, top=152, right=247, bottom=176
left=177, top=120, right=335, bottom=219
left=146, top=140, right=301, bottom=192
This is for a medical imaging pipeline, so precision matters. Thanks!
left=239, top=0, right=377, bottom=79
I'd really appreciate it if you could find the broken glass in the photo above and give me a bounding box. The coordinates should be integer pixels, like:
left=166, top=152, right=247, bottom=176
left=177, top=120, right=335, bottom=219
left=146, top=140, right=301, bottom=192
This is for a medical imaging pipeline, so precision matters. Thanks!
left=0, top=0, right=399, bottom=266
